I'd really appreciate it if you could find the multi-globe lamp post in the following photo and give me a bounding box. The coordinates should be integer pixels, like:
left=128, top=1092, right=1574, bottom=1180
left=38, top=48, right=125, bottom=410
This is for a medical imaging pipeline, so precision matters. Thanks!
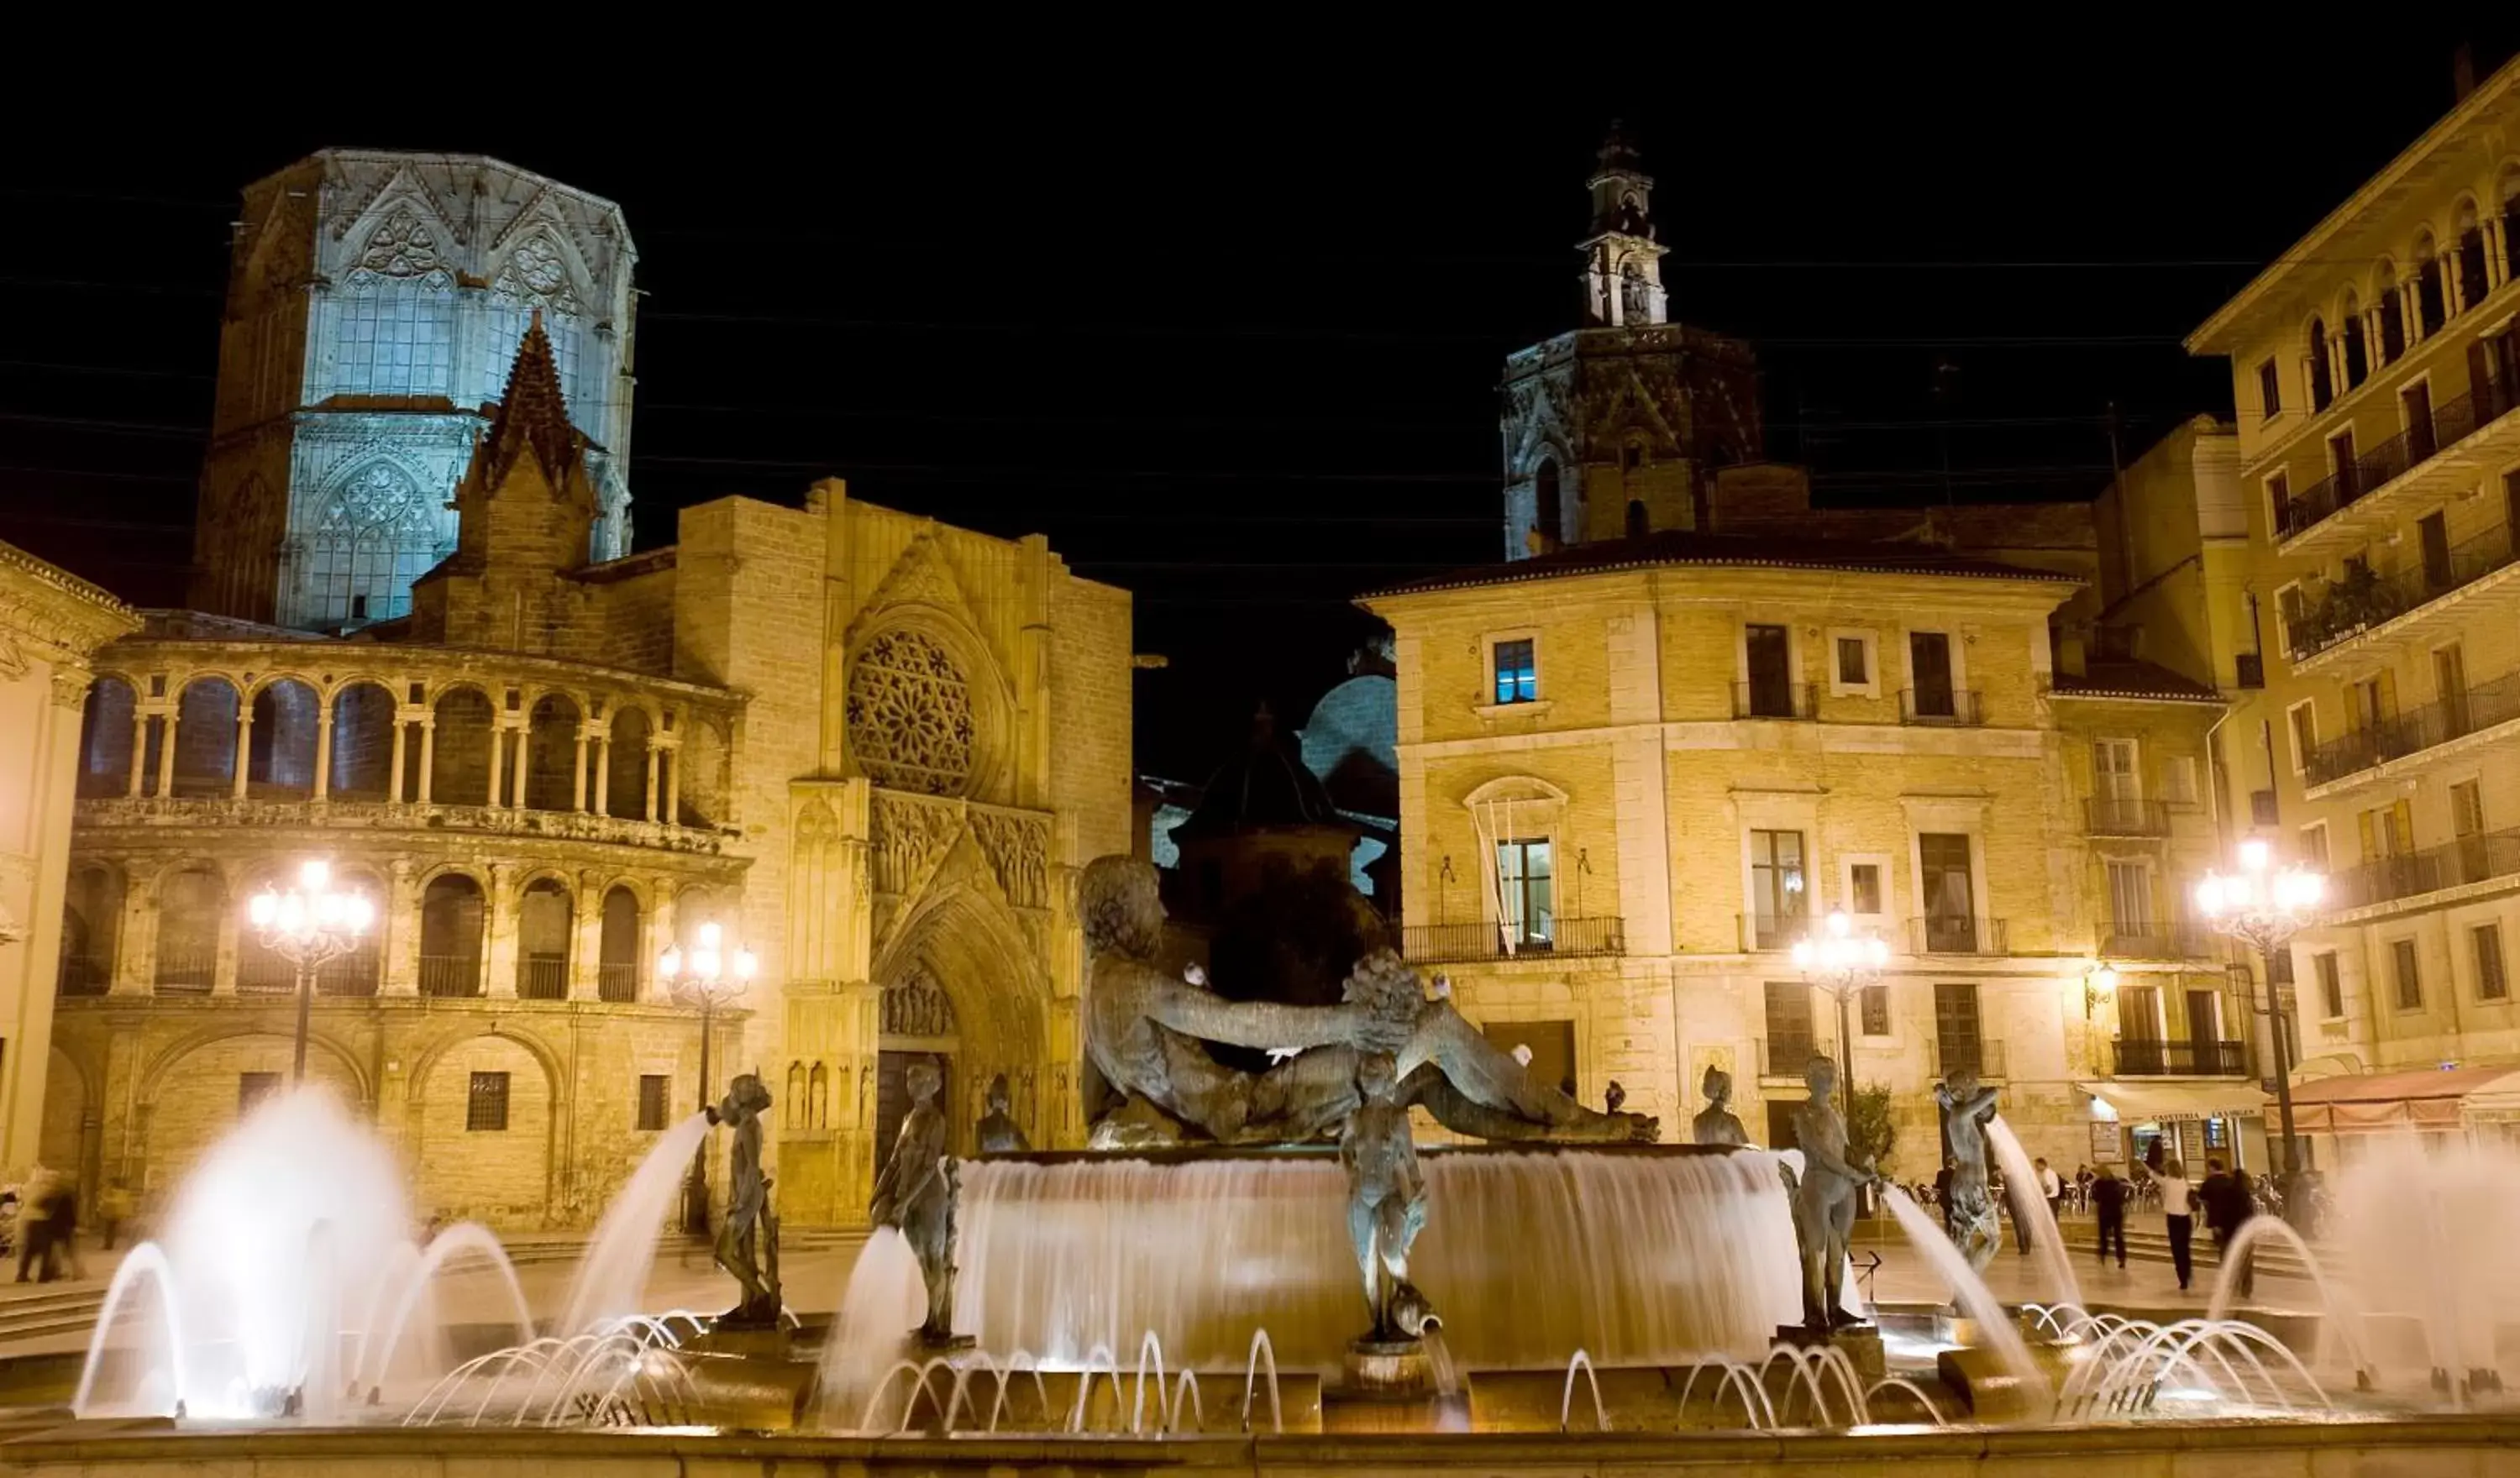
left=659, top=919, right=755, bottom=1234
left=2193, top=837, right=2324, bottom=1181
left=1792, top=909, right=1892, bottom=1093
left=244, top=858, right=376, bottom=1085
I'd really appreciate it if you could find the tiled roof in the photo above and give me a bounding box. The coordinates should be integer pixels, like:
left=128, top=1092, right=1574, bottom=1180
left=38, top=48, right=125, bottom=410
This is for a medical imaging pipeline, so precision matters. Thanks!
left=2049, top=658, right=2223, bottom=705
left=1362, top=531, right=2078, bottom=600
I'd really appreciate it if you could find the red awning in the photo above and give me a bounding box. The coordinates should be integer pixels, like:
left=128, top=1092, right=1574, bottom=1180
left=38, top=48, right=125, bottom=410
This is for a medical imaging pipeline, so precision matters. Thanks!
left=2286, top=1064, right=2520, bottom=1134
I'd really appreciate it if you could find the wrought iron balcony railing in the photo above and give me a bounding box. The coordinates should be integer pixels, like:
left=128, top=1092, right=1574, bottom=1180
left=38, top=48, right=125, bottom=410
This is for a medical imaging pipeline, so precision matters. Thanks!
left=418, top=953, right=483, bottom=998
left=597, top=962, right=641, bottom=1003
left=1928, top=1035, right=2008, bottom=1080
left=2285, top=521, right=2520, bottom=663
left=2086, top=797, right=2170, bottom=836
left=2330, top=823, right=2520, bottom=911
left=1738, top=910, right=1812, bottom=952
left=55, top=955, right=108, bottom=998
left=2113, top=1038, right=2251, bottom=1077
left=2306, top=667, right=2520, bottom=787
left=2276, top=376, right=2520, bottom=542
left=153, top=947, right=215, bottom=994
left=1900, top=688, right=1982, bottom=726
left=1733, top=680, right=1819, bottom=721
left=517, top=954, right=570, bottom=1000
left=1908, top=915, right=2008, bottom=955
left=2099, top=922, right=2223, bottom=961
left=1399, top=915, right=1624, bottom=964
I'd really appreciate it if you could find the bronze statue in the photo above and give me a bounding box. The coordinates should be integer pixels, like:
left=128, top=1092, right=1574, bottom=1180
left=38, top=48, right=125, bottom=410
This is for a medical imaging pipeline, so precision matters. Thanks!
left=974, top=1072, right=1031, bottom=1154
left=869, top=1055, right=962, bottom=1345
left=1079, top=857, right=1656, bottom=1145
left=1788, top=1056, right=1878, bottom=1334
left=706, top=1072, right=783, bottom=1327
left=1935, top=1069, right=2003, bottom=1275
left=1340, top=1052, right=1433, bottom=1341
left=1693, top=1064, right=1750, bottom=1146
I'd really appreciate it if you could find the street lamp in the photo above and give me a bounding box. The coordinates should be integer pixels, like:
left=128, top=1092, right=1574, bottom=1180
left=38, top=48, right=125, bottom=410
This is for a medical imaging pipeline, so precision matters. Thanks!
left=2083, top=962, right=2119, bottom=1020
left=659, top=919, right=755, bottom=1235
left=244, top=859, right=376, bottom=1085
left=2193, top=836, right=2324, bottom=1181
left=1792, top=909, right=1892, bottom=1088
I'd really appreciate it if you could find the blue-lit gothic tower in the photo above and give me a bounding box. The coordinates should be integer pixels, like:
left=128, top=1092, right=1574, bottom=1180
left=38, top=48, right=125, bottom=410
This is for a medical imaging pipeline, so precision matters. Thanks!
left=191, top=150, right=638, bottom=629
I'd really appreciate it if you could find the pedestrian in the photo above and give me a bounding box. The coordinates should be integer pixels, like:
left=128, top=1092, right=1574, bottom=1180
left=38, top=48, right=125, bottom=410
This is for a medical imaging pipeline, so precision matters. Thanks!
left=2199, top=1156, right=2256, bottom=1299
left=2074, top=1163, right=2095, bottom=1214
left=2091, top=1164, right=2129, bottom=1268
left=2159, top=1156, right=2197, bottom=1291
left=1934, top=1158, right=1956, bottom=1233
left=13, top=1167, right=56, bottom=1283
left=44, top=1177, right=82, bottom=1281
left=2037, top=1156, right=2064, bottom=1223
left=98, top=1179, right=134, bottom=1253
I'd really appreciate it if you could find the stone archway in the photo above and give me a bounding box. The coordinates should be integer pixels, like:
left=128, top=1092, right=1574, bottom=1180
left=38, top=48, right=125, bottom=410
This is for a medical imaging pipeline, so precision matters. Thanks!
left=870, top=832, right=1048, bottom=1157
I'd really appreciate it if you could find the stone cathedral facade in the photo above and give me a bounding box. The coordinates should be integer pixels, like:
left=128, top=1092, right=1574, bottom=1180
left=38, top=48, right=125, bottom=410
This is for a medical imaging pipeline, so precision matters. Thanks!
left=192, top=151, right=638, bottom=631
left=45, top=152, right=1131, bottom=1230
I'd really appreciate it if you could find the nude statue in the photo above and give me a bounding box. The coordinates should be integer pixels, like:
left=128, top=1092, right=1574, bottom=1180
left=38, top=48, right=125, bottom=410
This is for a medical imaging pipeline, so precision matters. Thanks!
left=1693, top=1064, right=1750, bottom=1147
left=1789, top=1056, right=1880, bottom=1334
left=1935, top=1070, right=2003, bottom=1276
left=974, top=1072, right=1030, bottom=1155
left=869, top=1056, right=961, bottom=1344
left=1341, top=1052, right=1434, bottom=1341
left=1079, top=856, right=1656, bottom=1145
left=706, top=1072, right=783, bottom=1326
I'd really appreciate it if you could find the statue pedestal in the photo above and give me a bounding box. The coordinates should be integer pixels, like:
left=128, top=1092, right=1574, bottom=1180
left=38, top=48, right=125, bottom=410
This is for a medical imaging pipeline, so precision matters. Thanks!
left=915, top=1329, right=978, bottom=1352
left=1771, top=1322, right=1885, bottom=1382
left=1340, top=1337, right=1431, bottom=1401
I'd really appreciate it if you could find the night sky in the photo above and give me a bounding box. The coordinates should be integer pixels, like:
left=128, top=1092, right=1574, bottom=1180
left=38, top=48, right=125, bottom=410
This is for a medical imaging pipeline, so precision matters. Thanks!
left=3, top=33, right=2512, bottom=778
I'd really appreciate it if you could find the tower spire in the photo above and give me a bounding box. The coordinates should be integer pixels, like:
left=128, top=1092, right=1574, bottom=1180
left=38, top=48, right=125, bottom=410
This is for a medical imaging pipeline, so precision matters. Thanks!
left=480, top=308, right=584, bottom=486
left=1579, top=123, right=1667, bottom=328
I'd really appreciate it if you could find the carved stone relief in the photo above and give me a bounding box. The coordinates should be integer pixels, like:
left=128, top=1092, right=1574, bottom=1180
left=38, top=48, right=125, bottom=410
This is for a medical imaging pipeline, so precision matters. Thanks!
left=848, top=631, right=975, bottom=796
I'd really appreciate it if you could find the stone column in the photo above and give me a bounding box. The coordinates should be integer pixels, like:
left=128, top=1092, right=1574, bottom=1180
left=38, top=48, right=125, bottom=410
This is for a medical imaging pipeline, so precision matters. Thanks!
left=417, top=720, right=437, bottom=805
left=125, top=709, right=147, bottom=797
left=111, top=862, right=158, bottom=995
left=511, top=726, right=530, bottom=809
left=662, top=744, right=680, bottom=828
left=155, top=707, right=176, bottom=798
left=484, top=862, right=520, bottom=998
left=312, top=693, right=333, bottom=801
left=389, top=715, right=408, bottom=804
left=211, top=867, right=239, bottom=996
left=572, top=728, right=591, bottom=813
left=486, top=716, right=507, bottom=810
left=570, top=872, right=604, bottom=1001
left=592, top=736, right=612, bottom=817
left=381, top=859, right=420, bottom=996
left=231, top=704, right=253, bottom=799
left=644, top=742, right=662, bottom=824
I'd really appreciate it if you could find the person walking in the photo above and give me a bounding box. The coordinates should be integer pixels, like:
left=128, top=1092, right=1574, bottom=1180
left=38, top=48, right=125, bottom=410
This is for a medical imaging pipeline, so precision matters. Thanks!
left=2159, top=1156, right=2197, bottom=1292
left=2199, top=1156, right=2256, bottom=1299
left=44, top=1178, right=83, bottom=1281
left=2036, top=1156, right=2064, bottom=1223
left=2091, top=1164, right=2130, bottom=1268
left=1934, top=1159, right=1956, bottom=1234
left=13, top=1167, right=56, bottom=1283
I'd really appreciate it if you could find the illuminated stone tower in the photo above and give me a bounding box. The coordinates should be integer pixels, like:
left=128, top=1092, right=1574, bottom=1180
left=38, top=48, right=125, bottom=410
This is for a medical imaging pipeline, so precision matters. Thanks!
left=1499, top=125, right=1763, bottom=557
left=192, top=150, right=638, bottom=629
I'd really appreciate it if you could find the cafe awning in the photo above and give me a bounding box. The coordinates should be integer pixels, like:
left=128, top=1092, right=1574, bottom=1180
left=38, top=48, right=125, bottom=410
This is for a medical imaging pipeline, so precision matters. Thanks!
left=2078, top=1081, right=2270, bottom=1124
left=2285, top=1064, right=2520, bottom=1133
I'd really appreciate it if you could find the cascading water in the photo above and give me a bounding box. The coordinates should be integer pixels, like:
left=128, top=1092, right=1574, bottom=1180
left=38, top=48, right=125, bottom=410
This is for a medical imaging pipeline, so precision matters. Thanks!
left=1877, top=1186, right=2045, bottom=1397
left=942, top=1146, right=1805, bottom=1374
left=816, top=1226, right=930, bottom=1422
left=1982, top=1116, right=2082, bottom=1310
left=558, top=1111, right=713, bottom=1335
left=73, top=1086, right=434, bottom=1421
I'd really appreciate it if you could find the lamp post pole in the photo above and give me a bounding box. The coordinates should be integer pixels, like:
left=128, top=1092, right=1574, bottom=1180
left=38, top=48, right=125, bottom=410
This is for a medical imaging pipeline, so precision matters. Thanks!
left=1793, top=909, right=1891, bottom=1093
left=2194, top=838, right=2324, bottom=1181
left=659, top=920, right=754, bottom=1237
left=244, top=859, right=376, bottom=1086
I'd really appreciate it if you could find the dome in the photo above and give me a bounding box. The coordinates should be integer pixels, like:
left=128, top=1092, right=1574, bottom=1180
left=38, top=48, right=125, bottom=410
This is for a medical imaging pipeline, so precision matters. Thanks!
left=1169, top=705, right=1353, bottom=846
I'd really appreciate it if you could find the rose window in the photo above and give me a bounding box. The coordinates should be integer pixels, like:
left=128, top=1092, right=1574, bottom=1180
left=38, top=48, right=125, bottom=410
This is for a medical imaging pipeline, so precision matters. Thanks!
left=848, top=630, right=976, bottom=795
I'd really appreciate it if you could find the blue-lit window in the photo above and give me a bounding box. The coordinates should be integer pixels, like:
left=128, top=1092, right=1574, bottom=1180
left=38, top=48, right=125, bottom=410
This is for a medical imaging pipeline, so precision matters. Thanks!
left=1493, top=639, right=1537, bottom=704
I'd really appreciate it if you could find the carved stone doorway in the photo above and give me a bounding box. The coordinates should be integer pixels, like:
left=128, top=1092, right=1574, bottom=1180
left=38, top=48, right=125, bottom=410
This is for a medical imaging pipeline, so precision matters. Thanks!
left=877, top=968, right=959, bottom=1156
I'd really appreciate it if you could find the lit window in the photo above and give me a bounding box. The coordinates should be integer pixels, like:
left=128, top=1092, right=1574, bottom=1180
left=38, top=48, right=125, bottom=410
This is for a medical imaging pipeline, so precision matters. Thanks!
left=637, top=1073, right=671, bottom=1131
left=2475, top=925, right=2508, bottom=1002
left=1849, top=862, right=1883, bottom=915
left=1493, top=639, right=1537, bottom=704
left=2391, top=939, right=2422, bottom=1011
left=1494, top=838, right=1555, bottom=947
left=1860, top=983, right=1890, bottom=1036
left=1836, top=636, right=1869, bottom=686
left=1748, top=829, right=1807, bottom=946
left=468, top=1071, right=512, bottom=1132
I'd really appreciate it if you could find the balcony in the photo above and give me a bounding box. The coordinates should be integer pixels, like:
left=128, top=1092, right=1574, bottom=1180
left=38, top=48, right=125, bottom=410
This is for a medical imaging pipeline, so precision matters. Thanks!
left=518, top=953, right=570, bottom=1001
left=1733, top=680, right=1818, bottom=721
left=1738, top=911, right=1811, bottom=952
left=1900, top=688, right=1983, bottom=726
left=2085, top=797, right=2170, bottom=837
left=597, top=962, right=641, bottom=1003
left=2305, top=667, right=2520, bottom=794
left=71, top=794, right=731, bottom=857
left=55, top=956, right=108, bottom=998
left=1756, top=1035, right=1829, bottom=1078
left=1399, top=915, right=1624, bottom=964
left=418, top=953, right=483, bottom=998
left=2113, top=1038, right=2251, bottom=1077
left=1928, top=1035, right=2008, bottom=1080
left=2099, top=922, right=2224, bottom=962
left=2286, top=521, right=2520, bottom=669
left=2276, top=374, right=2520, bottom=554
left=153, top=948, right=214, bottom=994
left=2329, top=823, right=2520, bottom=915
left=1908, top=915, right=2008, bottom=956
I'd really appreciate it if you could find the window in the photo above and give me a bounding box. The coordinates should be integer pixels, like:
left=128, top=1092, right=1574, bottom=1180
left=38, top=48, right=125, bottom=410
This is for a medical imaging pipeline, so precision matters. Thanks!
left=2391, top=938, right=2423, bottom=1011
left=1621, top=443, right=1644, bottom=471
left=1532, top=460, right=1562, bottom=547
left=2300, top=822, right=2329, bottom=870
left=2266, top=471, right=2292, bottom=531
left=1494, top=837, right=1554, bottom=948
left=2436, top=645, right=2470, bottom=735
left=2454, top=779, right=2488, bottom=884
left=1848, top=862, right=1883, bottom=916
left=2258, top=358, right=2281, bottom=419
left=1836, top=636, right=1869, bottom=686
left=1491, top=638, right=1537, bottom=704
left=239, top=1072, right=281, bottom=1115
left=2314, top=951, right=2344, bottom=1019
left=1908, top=631, right=1957, bottom=718
left=1625, top=499, right=1648, bottom=538
left=2378, top=265, right=2406, bottom=361
left=1764, top=980, right=1816, bottom=1070
left=1934, top=982, right=1983, bottom=1077
left=2276, top=582, right=2305, bottom=647
left=2106, top=860, right=2154, bottom=935
left=2287, top=700, right=2318, bottom=773
left=1859, top=983, right=1890, bottom=1036
left=467, top=1070, right=512, bottom=1131
left=1743, top=623, right=1795, bottom=716
left=2404, top=380, right=2437, bottom=461
left=2307, top=318, right=2333, bottom=411
left=2093, top=737, right=2140, bottom=829
left=2474, top=925, right=2509, bottom=1002
left=1918, top=832, right=1976, bottom=949
left=2343, top=297, right=2369, bottom=389
left=637, top=1073, right=671, bottom=1131
left=2419, top=510, right=2453, bottom=590
left=2118, top=983, right=2162, bottom=1041
left=2329, top=428, right=2359, bottom=502
left=1748, top=829, right=1807, bottom=946
left=2165, top=757, right=2198, bottom=806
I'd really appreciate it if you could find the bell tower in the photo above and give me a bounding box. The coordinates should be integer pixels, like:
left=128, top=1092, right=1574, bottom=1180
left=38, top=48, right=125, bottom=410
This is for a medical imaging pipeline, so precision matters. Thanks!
left=1578, top=122, right=1667, bottom=329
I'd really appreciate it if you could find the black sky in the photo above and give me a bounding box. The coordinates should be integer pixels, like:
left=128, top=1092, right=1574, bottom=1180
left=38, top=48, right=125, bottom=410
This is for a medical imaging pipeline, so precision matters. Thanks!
left=3, top=32, right=2512, bottom=778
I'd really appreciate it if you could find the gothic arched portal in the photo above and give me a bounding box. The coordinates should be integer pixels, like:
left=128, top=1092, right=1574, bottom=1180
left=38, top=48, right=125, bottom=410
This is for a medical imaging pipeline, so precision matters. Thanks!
left=869, top=834, right=1048, bottom=1159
